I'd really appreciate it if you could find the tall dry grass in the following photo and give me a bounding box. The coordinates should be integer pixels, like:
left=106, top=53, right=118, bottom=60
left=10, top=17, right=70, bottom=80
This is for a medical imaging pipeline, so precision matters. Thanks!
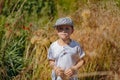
left=72, top=1, right=120, bottom=79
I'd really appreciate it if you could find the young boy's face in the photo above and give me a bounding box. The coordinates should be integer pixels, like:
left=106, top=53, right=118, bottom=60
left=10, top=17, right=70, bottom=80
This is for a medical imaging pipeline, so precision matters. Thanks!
left=55, top=25, right=74, bottom=40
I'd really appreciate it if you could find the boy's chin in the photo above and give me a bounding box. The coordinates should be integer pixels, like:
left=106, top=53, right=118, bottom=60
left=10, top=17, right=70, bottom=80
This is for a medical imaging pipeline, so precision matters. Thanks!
left=61, top=37, right=70, bottom=40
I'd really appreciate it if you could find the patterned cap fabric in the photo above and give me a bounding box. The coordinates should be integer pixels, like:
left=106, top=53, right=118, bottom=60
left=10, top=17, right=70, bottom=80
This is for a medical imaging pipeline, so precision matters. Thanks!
left=54, top=17, right=74, bottom=27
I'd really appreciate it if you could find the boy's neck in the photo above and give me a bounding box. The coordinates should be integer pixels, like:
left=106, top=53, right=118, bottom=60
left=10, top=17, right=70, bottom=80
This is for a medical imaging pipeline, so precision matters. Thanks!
left=58, top=38, right=71, bottom=46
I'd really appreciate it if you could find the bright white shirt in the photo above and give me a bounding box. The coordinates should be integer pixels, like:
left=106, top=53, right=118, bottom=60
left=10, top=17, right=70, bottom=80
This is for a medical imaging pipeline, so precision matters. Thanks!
left=48, top=40, right=85, bottom=80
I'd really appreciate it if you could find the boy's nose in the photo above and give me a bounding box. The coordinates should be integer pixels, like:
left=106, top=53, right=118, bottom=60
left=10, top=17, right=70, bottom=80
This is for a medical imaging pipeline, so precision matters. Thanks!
left=62, top=28, right=68, bottom=32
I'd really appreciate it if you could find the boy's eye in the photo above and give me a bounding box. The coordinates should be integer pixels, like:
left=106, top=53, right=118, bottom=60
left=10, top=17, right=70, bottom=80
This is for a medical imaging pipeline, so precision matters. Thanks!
left=57, top=27, right=71, bottom=32
left=59, top=27, right=63, bottom=30
left=65, top=28, right=69, bottom=30
left=58, top=27, right=70, bottom=30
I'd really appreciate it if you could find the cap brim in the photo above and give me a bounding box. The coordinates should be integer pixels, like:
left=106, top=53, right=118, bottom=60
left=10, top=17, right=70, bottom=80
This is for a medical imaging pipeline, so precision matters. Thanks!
left=53, top=24, right=73, bottom=28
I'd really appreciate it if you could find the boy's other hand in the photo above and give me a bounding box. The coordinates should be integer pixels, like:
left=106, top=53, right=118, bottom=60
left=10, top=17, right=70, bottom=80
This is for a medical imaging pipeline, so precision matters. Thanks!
left=54, top=66, right=64, bottom=77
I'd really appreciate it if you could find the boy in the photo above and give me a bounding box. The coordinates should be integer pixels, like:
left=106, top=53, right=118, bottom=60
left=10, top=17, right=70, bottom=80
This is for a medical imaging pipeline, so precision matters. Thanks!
left=47, top=17, right=85, bottom=80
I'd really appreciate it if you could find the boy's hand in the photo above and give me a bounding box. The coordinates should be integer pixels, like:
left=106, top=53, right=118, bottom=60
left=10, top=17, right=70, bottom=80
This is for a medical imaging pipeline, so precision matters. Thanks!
left=54, top=66, right=64, bottom=77
left=64, top=67, right=75, bottom=78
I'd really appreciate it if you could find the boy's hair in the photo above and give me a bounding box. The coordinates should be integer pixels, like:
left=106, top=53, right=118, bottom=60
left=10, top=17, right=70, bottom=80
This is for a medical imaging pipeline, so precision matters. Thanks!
left=53, top=17, right=74, bottom=28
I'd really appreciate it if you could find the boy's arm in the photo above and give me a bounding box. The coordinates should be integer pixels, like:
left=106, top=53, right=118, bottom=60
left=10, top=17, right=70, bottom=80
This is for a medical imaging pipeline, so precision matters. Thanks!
left=49, top=60, right=55, bottom=69
left=72, top=58, right=85, bottom=71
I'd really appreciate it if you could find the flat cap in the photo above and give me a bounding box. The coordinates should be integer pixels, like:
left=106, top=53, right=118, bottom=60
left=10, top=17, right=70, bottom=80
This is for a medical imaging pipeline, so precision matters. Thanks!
left=54, top=17, right=74, bottom=27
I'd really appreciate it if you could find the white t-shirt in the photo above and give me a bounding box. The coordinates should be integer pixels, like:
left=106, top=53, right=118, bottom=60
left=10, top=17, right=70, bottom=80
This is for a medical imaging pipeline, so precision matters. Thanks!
left=48, top=40, right=85, bottom=80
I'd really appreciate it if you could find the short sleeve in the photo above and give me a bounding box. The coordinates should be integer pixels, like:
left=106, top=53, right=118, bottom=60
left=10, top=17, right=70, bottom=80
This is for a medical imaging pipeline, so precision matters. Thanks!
left=47, top=45, right=54, bottom=60
left=78, top=45, right=85, bottom=59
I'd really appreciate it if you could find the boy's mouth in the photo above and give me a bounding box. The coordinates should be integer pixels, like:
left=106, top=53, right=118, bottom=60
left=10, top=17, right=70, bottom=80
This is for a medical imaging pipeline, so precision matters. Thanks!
left=60, top=33, right=68, bottom=36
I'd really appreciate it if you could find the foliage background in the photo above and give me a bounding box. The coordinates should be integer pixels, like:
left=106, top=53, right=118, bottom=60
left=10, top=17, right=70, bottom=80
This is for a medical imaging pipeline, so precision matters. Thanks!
left=0, top=0, right=120, bottom=80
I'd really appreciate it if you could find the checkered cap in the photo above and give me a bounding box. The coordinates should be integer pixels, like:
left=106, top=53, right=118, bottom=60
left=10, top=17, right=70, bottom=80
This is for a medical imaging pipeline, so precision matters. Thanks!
left=54, top=17, right=74, bottom=27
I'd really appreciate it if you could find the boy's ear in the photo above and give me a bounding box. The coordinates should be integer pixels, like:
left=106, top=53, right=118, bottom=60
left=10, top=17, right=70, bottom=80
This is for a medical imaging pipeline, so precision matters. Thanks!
left=54, top=28, right=58, bottom=33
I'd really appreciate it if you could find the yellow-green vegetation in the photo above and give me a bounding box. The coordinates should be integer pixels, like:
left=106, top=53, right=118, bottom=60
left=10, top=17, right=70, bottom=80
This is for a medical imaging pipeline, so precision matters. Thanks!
left=0, top=0, right=120, bottom=80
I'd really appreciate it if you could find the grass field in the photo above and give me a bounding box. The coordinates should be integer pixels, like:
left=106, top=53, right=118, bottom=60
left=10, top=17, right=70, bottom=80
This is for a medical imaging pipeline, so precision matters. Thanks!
left=0, top=0, right=120, bottom=80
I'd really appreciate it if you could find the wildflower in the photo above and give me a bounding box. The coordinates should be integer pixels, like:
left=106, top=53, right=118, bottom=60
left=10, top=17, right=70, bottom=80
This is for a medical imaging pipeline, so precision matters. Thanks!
left=22, top=25, right=30, bottom=31
left=29, top=23, right=33, bottom=27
